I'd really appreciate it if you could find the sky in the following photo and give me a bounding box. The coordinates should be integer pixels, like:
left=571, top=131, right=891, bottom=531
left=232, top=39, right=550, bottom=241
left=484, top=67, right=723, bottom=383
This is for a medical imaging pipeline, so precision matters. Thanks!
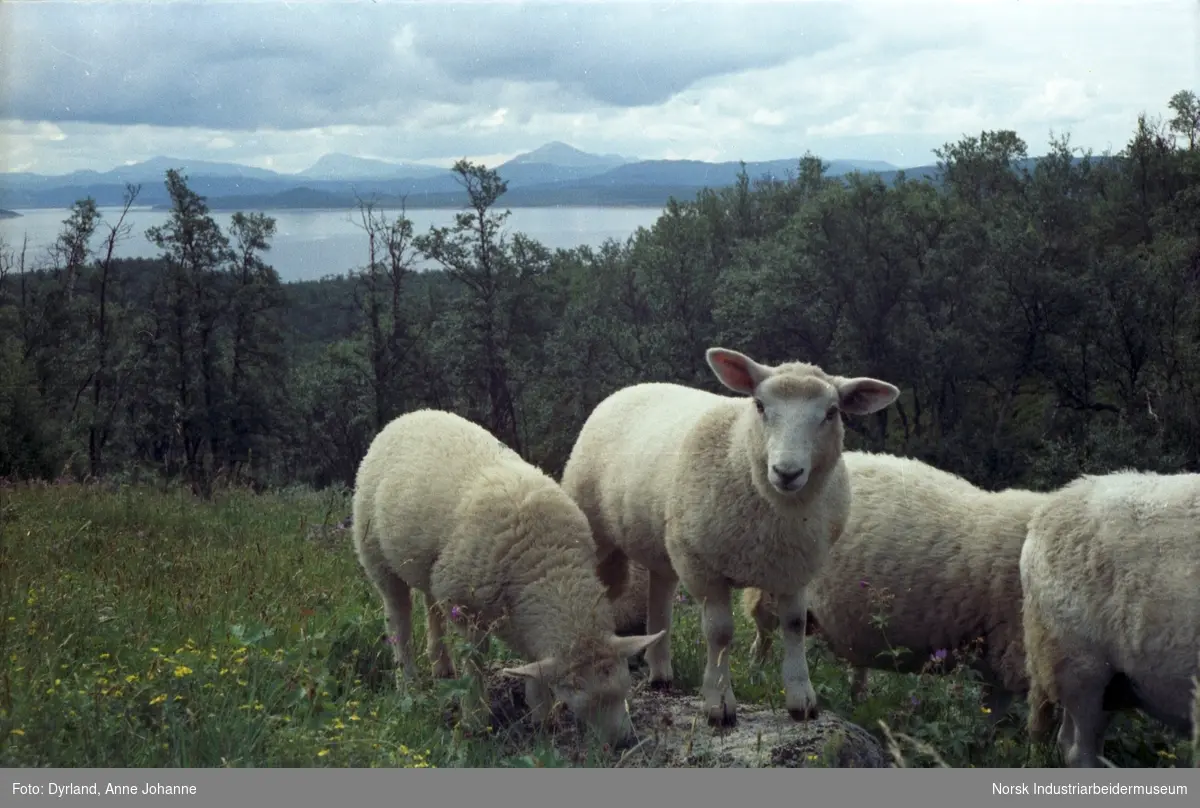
left=0, top=0, right=1197, bottom=176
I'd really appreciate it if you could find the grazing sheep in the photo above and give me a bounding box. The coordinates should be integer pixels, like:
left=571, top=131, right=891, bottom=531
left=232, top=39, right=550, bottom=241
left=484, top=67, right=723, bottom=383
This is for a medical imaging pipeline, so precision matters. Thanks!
left=1020, top=469, right=1200, bottom=768
left=740, top=450, right=1052, bottom=728
left=351, top=408, right=664, bottom=748
left=560, top=347, right=899, bottom=726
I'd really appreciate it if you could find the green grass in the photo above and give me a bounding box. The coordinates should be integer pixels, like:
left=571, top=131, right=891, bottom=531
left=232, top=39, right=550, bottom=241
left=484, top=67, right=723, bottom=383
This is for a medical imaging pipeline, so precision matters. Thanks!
left=0, top=481, right=1193, bottom=768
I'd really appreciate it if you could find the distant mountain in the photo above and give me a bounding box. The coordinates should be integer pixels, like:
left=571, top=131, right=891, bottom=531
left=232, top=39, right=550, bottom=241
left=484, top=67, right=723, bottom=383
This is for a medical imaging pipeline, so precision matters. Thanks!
left=12, top=142, right=1094, bottom=214
left=294, top=153, right=446, bottom=181
left=0, top=208, right=21, bottom=219
left=504, top=141, right=634, bottom=169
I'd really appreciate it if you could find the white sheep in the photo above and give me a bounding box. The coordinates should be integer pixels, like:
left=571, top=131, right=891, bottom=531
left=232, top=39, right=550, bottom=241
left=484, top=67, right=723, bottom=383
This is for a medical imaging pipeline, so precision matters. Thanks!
left=741, top=450, right=1052, bottom=729
left=1020, top=469, right=1200, bottom=768
left=351, top=408, right=664, bottom=748
left=559, top=347, right=900, bottom=725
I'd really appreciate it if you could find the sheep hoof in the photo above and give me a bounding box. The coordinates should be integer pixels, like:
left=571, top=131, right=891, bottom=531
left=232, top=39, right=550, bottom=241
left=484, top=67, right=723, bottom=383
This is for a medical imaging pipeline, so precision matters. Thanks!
left=706, top=703, right=738, bottom=727
left=788, top=704, right=820, bottom=721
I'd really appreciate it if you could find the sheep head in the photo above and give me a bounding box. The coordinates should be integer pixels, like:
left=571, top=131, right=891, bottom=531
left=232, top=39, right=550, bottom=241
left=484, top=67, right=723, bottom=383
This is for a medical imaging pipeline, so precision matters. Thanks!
left=705, top=347, right=900, bottom=497
left=501, top=630, right=664, bottom=748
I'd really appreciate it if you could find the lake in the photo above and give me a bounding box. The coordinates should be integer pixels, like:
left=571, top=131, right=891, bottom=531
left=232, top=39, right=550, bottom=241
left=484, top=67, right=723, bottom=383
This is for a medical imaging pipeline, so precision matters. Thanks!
left=0, top=205, right=667, bottom=283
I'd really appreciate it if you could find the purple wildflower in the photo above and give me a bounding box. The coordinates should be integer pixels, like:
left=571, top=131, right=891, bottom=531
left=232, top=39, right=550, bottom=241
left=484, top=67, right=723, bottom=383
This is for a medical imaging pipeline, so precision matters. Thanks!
left=450, top=606, right=463, bottom=621
left=931, top=648, right=948, bottom=662
left=911, top=695, right=920, bottom=706
left=858, top=579, right=869, bottom=589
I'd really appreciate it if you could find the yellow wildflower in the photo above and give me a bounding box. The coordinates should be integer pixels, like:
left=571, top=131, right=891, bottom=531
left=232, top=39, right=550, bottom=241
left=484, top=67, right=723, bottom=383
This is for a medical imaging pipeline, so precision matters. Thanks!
left=317, top=749, right=330, bottom=757
left=10, top=728, right=25, bottom=736
left=149, top=694, right=167, bottom=705
left=173, top=665, right=193, bottom=678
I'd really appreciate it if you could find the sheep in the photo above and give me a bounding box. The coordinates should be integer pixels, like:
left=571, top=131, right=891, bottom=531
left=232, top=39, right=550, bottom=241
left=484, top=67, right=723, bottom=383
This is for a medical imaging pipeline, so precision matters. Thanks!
left=740, top=450, right=1053, bottom=729
left=1019, top=469, right=1200, bottom=768
left=351, top=408, right=664, bottom=748
left=559, top=347, right=900, bottom=726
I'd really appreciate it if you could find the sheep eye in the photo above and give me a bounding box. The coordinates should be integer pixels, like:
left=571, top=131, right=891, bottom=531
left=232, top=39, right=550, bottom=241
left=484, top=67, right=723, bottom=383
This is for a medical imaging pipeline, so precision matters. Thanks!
left=754, top=398, right=765, bottom=415
left=825, top=406, right=839, bottom=422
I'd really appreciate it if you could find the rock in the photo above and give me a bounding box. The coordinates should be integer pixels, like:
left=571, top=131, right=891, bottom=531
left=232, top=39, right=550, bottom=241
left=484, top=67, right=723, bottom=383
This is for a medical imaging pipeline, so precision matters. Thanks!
left=481, top=661, right=887, bottom=768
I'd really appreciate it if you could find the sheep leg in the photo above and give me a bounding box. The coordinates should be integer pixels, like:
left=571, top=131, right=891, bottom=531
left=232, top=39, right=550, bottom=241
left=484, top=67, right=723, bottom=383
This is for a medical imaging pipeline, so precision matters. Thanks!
left=698, top=583, right=738, bottom=726
left=524, top=677, right=554, bottom=726
left=456, top=622, right=492, bottom=732
left=466, top=623, right=492, bottom=657
left=849, top=667, right=869, bottom=702
left=1055, top=661, right=1111, bottom=768
left=778, top=587, right=819, bottom=721
left=645, top=568, right=678, bottom=689
left=1055, top=711, right=1076, bottom=763
left=423, top=599, right=456, bottom=678
left=595, top=545, right=630, bottom=602
left=366, top=567, right=418, bottom=682
left=745, top=589, right=778, bottom=665
left=981, top=683, right=1014, bottom=726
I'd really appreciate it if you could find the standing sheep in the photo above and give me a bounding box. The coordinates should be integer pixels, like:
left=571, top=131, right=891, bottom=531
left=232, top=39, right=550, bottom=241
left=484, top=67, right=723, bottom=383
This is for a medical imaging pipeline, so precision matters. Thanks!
left=352, top=409, right=664, bottom=748
left=740, top=450, right=1052, bottom=728
left=1020, top=469, right=1200, bottom=768
left=560, top=347, right=900, bottom=726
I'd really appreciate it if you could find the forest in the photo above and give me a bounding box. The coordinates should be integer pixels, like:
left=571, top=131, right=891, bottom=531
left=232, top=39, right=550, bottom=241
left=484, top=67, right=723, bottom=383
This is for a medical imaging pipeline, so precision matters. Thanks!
left=4, top=90, right=1200, bottom=503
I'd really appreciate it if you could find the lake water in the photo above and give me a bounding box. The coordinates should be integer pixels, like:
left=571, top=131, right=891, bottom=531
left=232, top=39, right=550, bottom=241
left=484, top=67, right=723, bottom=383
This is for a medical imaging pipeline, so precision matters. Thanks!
left=0, top=205, right=666, bottom=283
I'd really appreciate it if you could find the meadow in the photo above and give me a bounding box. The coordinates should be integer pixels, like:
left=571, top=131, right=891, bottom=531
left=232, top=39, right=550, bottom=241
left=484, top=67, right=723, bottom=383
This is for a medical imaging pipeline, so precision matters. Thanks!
left=1, top=480, right=1194, bottom=768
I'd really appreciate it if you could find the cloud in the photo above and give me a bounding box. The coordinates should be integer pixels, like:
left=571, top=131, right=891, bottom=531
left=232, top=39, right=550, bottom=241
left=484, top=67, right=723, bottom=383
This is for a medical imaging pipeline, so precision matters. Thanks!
left=0, top=0, right=1196, bottom=174
left=0, top=0, right=855, bottom=130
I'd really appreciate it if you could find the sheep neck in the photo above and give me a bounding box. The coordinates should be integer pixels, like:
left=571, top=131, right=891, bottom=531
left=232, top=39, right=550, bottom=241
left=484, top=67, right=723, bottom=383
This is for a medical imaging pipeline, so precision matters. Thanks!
left=507, top=571, right=615, bottom=663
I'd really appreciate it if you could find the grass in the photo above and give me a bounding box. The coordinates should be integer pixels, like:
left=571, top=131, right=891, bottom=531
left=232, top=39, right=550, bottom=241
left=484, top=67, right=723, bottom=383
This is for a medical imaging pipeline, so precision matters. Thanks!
left=0, top=480, right=1194, bottom=768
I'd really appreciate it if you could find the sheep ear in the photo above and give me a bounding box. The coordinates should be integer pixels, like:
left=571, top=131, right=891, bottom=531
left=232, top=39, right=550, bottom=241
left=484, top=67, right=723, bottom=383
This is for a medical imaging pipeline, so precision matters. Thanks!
left=501, top=657, right=561, bottom=681
left=610, top=630, right=666, bottom=659
left=706, top=347, right=771, bottom=394
left=835, top=377, right=900, bottom=415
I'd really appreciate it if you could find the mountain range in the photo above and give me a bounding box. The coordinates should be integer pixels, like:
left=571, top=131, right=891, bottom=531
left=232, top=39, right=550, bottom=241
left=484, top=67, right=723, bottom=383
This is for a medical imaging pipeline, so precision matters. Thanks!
left=0, top=140, right=936, bottom=212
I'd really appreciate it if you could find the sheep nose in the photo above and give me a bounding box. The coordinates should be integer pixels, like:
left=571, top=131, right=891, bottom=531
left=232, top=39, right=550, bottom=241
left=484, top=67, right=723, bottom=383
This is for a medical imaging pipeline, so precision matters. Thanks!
left=772, top=465, right=805, bottom=485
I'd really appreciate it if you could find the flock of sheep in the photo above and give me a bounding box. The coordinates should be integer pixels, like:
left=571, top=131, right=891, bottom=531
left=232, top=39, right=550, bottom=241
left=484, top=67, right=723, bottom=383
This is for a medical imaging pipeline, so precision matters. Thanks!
left=350, top=346, right=1200, bottom=768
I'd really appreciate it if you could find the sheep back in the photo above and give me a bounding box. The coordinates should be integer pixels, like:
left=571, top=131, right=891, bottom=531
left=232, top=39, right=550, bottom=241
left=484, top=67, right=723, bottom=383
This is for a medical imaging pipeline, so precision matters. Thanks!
left=810, top=451, right=1048, bottom=694
left=353, top=408, right=612, bottom=661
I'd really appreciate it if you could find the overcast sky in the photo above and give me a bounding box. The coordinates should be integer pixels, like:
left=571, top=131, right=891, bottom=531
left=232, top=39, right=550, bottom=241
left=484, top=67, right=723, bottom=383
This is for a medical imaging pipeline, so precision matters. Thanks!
left=1, top=0, right=1196, bottom=176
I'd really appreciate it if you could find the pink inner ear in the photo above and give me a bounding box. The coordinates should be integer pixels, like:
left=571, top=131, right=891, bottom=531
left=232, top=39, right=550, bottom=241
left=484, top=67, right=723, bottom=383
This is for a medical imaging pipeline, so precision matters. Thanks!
left=840, top=380, right=896, bottom=414
left=714, top=353, right=754, bottom=391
